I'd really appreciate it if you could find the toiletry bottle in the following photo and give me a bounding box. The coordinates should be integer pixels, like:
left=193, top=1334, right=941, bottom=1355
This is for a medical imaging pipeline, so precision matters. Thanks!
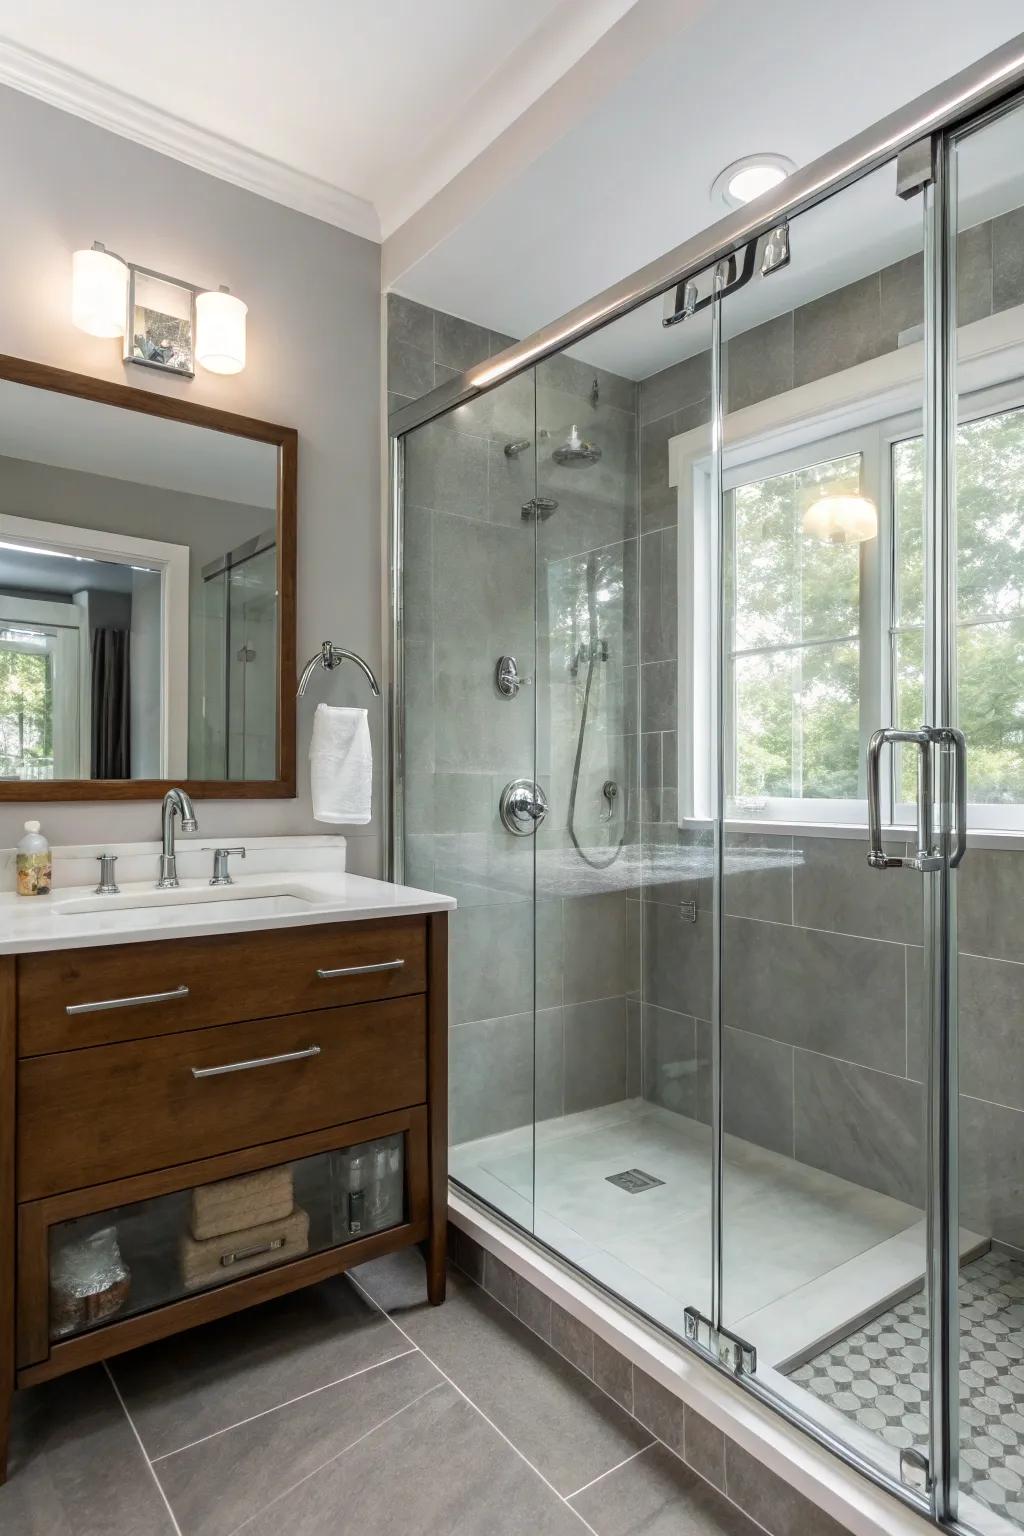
left=347, top=1152, right=367, bottom=1235
left=16, top=820, right=51, bottom=896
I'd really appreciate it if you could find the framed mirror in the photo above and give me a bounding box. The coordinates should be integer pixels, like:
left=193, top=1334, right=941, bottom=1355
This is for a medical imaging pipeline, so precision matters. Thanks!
left=0, top=355, right=296, bottom=800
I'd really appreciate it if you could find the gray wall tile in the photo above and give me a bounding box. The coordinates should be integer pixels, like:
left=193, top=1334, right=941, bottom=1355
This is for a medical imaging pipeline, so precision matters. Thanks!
left=641, top=352, right=710, bottom=427
left=644, top=898, right=712, bottom=1019
left=725, top=1441, right=850, bottom=1536
left=388, top=336, right=435, bottom=399
left=434, top=310, right=493, bottom=371
left=633, top=1369, right=686, bottom=1459
left=640, top=658, right=676, bottom=733
left=880, top=252, right=922, bottom=341
left=594, top=1336, right=633, bottom=1413
left=449, top=1011, right=533, bottom=1143
left=793, top=1050, right=924, bottom=1205
left=993, top=206, right=1024, bottom=314
left=643, top=1003, right=698, bottom=1116
left=639, top=397, right=708, bottom=534
left=792, top=836, right=916, bottom=943
left=641, top=526, right=677, bottom=664
left=959, top=953, right=1024, bottom=1111
left=723, top=916, right=907, bottom=1075
left=727, top=313, right=794, bottom=412
left=960, top=1091, right=1024, bottom=1248
left=563, top=893, right=627, bottom=1003
left=685, top=1406, right=726, bottom=1492
left=722, top=1027, right=795, bottom=1159
left=724, top=833, right=793, bottom=922
left=517, top=1278, right=552, bottom=1341
left=959, top=848, right=1024, bottom=962
left=387, top=291, right=434, bottom=355
left=957, top=220, right=993, bottom=324
left=406, top=428, right=489, bottom=519
left=450, top=902, right=534, bottom=1024
left=551, top=1304, right=595, bottom=1377
left=564, top=998, right=629, bottom=1113
left=484, top=1251, right=519, bottom=1313
left=793, top=272, right=885, bottom=387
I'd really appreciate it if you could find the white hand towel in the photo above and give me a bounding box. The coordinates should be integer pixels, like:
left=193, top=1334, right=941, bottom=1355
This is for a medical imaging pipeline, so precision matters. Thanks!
left=310, top=704, right=372, bottom=824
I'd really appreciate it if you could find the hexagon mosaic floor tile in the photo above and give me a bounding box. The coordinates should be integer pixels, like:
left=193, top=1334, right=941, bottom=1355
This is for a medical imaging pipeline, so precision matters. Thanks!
left=791, top=1248, right=1024, bottom=1522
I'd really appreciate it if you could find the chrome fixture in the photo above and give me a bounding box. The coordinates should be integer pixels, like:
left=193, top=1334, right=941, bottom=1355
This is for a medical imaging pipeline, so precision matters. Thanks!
left=495, top=655, right=531, bottom=697
left=569, top=636, right=609, bottom=679
left=94, top=854, right=119, bottom=895
left=206, top=845, right=246, bottom=886
left=191, top=1044, right=321, bottom=1079
left=600, top=780, right=618, bottom=823
left=504, top=438, right=531, bottom=457
left=866, top=726, right=966, bottom=873
left=760, top=221, right=791, bottom=276
left=498, top=778, right=549, bottom=836
left=521, top=496, right=559, bottom=520
left=66, top=984, right=189, bottom=1016
left=157, top=787, right=198, bottom=889
left=552, top=425, right=601, bottom=465
left=297, top=640, right=381, bottom=698
left=391, top=36, right=1024, bottom=441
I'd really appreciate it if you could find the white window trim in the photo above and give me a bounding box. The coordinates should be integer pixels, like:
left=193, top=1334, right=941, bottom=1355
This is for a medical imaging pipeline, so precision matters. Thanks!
left=671, top=300, right=1024, bottom=841
left=0, top=512, right=189, bottom=777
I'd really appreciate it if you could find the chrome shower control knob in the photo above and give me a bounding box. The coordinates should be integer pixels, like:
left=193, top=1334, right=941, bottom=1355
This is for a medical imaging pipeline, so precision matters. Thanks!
left=495, top=656, right=532, bottom=697
left=499, top=779, right=549, bottom=836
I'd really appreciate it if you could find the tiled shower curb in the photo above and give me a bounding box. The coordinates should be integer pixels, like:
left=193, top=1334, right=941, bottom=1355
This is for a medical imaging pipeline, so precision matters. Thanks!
left=447, top=1199, right=936, bottom=1536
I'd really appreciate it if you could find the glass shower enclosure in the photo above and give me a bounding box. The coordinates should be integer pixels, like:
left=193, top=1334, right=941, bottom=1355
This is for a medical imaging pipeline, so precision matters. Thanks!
left=391, top=42, right=1024, bottom=1534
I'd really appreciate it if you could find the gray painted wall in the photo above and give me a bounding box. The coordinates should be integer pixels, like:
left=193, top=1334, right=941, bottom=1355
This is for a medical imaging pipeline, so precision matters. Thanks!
left=0, top=85, right=382, bottom=869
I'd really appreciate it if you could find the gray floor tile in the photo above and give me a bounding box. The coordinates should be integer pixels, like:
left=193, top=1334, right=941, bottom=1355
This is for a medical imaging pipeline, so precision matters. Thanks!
left=354, top=1250, right=652, bottom=1495
left=156, top=1351, right=440, bottom=1536
left=111, top=1276, right=408, bottom=1458
left=0, top=1367, right=174, bottom=1536
left=571, top=1442, right=760, bottom=1535
left=725, top=1442, right=850, bottom=1536
left=235, top=1382, right=583, bottom=1536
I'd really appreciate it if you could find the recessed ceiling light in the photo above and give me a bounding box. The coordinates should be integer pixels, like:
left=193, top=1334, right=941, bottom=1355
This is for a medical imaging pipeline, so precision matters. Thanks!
left=711, top=154, right=796, bottom=210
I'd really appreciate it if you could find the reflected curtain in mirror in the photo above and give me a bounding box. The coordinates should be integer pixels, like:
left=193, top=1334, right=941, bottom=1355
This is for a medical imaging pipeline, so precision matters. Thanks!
left=91, top=627, right=129, bottom=778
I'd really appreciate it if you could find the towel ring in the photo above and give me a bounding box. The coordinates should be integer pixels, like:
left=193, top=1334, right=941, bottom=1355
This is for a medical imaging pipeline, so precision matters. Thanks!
left=297, top=641, right=381, bottom=699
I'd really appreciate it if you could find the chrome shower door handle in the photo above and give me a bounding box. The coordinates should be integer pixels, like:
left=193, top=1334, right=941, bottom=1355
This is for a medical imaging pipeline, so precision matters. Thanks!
left=866, top=725, right=967, bottom=873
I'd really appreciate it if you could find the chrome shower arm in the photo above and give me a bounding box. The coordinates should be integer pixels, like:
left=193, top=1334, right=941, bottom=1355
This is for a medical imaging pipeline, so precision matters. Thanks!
left=297, top=640, right=381, bottom=698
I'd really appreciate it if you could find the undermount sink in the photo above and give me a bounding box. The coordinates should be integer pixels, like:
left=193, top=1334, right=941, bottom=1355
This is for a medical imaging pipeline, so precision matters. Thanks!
left=53, top=879, right=322, bottom=915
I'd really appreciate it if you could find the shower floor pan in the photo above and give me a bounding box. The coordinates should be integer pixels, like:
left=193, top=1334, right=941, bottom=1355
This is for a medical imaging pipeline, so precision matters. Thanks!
left=451, top=1099, right=984, bottom=1369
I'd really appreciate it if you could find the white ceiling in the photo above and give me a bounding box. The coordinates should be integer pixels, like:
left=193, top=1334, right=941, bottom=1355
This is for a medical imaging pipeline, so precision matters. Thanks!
left=0, top=0, right=639, bottom=240
left=393, top=0, right=1024, bottom=378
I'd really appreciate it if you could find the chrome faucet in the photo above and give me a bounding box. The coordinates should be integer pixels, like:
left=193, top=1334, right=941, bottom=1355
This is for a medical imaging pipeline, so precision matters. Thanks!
left=157, top=788, right=199, bottom=888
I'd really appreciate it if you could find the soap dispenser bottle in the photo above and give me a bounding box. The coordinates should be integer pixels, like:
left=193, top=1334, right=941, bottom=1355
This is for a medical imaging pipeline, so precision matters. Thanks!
left=16, top=820, right=51, bottom=896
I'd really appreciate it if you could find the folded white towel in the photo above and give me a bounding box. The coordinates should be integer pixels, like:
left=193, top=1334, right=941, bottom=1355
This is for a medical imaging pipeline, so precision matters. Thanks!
left=310, top=704, right=372, bottom=824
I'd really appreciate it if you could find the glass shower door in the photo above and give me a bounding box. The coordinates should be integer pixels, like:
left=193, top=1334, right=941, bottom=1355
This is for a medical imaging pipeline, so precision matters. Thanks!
left=708, top=155, right=945, bottom=1502
left=399, top=371, right=541, bottom=1235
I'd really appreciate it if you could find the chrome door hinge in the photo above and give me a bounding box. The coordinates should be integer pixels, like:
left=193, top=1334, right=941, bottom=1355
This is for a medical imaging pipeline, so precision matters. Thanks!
left=684, top=1307, right=757, bottom=1376
left=899, top=1447, right=931, bottom=1493
left=896, top=136, right=937, bottom=200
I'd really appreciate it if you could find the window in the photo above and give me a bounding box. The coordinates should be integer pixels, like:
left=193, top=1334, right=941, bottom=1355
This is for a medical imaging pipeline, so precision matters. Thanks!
left=681, top=361, right=1024, bottom=834
left=727, top=453, right=864, bottom=810
left=892, top=404, right=1024, bottom=814
left=0, top=630, right=54, bottom=779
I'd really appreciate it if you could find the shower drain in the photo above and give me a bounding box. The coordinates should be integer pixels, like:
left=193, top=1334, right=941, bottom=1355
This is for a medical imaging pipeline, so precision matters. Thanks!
left=606, top=1168, right=664, bottom=1194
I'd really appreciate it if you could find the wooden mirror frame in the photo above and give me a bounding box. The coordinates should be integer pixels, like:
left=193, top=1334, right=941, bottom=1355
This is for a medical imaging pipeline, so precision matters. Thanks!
left=0, top=354, right=296, bottom=801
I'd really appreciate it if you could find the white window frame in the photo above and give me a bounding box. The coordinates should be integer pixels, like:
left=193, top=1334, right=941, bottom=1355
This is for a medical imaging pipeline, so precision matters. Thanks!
left=672, top=300, right=1024, bottom=839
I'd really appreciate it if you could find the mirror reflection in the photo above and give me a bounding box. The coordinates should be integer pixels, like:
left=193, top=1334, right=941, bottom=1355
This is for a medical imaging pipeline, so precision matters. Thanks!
left=0, top=379, right=279, bottom=783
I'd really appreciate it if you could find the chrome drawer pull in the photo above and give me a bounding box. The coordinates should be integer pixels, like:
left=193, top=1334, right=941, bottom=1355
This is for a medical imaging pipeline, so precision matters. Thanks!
left=316, top=959, right=405, bottom=979
left=191, top=1044, right=321, bottom=1079
left=66, top=983, right=190, bottom=1016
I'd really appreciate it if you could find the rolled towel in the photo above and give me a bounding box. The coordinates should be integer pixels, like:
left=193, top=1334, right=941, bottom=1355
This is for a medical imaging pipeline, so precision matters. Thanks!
left=310, top=703, right=372, bottom=824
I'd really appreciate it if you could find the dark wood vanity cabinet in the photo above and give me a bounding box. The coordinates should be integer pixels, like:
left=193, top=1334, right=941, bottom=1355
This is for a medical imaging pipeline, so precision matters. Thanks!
left=0, top=911, right=448, bottom=1483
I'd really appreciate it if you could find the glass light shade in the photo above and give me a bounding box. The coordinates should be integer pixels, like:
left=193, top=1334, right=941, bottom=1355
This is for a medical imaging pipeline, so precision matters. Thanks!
left=195, top=289, right=247, bottom=374
left=802, top=493, right=879, bottom=545
left=71, top=247, right=128, bottom=338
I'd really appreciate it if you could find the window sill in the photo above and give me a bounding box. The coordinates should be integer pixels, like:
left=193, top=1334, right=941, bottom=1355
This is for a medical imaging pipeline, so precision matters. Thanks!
left=680, top=816, right=1024, bottom=851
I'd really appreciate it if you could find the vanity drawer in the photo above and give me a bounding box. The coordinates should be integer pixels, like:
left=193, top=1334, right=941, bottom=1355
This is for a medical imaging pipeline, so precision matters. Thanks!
left=17, top=996, right=427, bottom=1200
left=17, top=916, right=427, bottom=1055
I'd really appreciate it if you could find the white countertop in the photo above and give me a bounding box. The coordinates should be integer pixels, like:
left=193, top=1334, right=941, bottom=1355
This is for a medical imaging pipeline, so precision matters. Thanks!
left=0, top=864, right=456, bottom=955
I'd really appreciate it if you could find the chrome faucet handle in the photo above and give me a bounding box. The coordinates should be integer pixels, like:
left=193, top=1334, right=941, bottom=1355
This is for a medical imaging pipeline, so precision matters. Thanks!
left=205, top=846, right=246, bottom=886
left=95, top=854, right=120, bottom=895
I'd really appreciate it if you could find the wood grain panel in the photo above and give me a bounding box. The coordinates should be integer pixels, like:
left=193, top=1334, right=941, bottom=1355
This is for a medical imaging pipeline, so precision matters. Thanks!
left=19, top=998, right=426, bottom=1199
left=18, top=916, right=426, bottom=1055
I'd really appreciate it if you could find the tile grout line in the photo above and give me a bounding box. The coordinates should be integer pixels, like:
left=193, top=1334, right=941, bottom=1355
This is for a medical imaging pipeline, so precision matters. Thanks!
left=564, top=1442, right=652, bottom=1500
left=102, top=1362, right=184, bottom=1536
left=222, top=1384, right=445, bottom=1536
left=149, top=1346, right=420, bottom=1463
left=347, top=1273, right=603, bottom=1536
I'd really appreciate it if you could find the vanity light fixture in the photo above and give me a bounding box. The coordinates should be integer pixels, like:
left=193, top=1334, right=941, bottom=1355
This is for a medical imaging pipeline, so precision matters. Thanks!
left=71, top=242, right=247, bottom=378
left=802, top=493, right=879, bottom=545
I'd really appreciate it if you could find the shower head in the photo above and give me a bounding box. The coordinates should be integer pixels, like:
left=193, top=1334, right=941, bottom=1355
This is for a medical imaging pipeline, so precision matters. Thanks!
left=552, top=424, right=601, bottom=466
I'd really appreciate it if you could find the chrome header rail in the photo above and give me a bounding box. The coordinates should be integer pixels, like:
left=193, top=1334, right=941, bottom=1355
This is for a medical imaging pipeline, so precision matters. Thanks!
left=388, top=32, right=1024, bottom=441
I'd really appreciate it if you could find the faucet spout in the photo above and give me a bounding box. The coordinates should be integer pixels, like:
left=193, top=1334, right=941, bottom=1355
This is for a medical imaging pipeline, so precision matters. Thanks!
left=158, top=788, right=199, bottom=888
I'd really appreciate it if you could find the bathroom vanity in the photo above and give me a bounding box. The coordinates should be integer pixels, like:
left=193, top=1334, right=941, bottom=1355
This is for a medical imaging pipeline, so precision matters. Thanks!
left=0, top=856, right=454, bottom=1483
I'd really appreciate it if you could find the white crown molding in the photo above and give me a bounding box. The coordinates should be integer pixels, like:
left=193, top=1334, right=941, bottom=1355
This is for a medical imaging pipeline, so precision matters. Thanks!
left=0, top=37, right=381, bottom=243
